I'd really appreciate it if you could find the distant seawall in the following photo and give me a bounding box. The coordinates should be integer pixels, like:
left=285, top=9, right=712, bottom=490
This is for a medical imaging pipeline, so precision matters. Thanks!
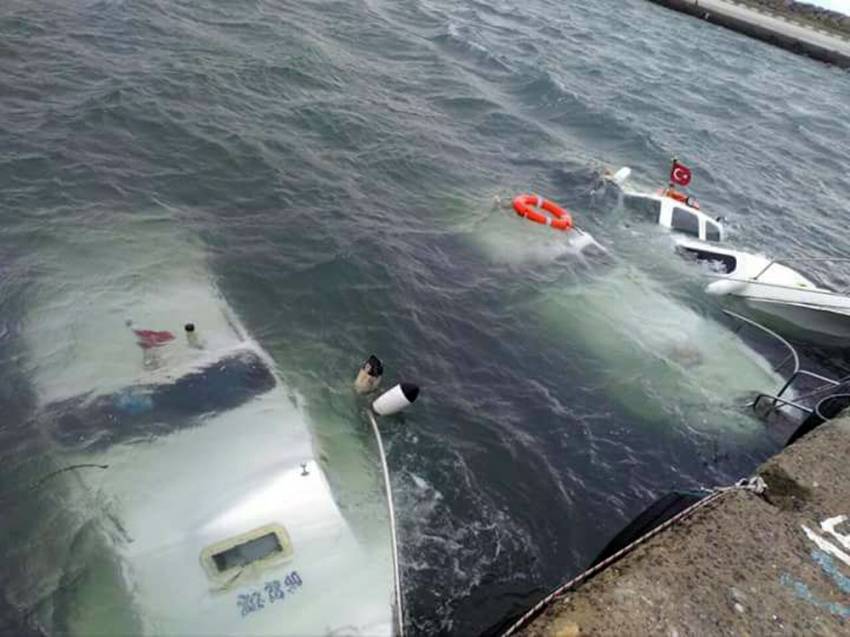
left=646, top=0, right=850, bottom=68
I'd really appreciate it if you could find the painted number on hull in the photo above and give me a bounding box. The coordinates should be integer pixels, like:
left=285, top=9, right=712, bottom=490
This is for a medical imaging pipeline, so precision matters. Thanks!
left=237, top=571, right=304, bottom=618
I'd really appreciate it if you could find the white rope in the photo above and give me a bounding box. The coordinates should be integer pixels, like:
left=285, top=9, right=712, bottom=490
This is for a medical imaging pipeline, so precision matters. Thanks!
left=368, top=410, right=405, bottom=637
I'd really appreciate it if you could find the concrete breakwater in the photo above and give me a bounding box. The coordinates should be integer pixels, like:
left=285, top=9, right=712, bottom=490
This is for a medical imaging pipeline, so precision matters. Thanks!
left=511, top=416, right=850, bottom=635
left=646, top=0, right=850, bottom=68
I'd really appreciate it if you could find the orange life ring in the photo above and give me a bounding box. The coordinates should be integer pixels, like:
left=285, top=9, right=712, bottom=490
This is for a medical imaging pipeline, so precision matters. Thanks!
left=512, top=194, right=573, bottom=231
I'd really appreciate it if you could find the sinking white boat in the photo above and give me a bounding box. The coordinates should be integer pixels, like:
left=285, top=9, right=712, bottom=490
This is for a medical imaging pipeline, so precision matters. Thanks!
left=605, top=166, right=725, bottom=242
left=472, top=194, right=605, bottom=266
left=676, top=237, right=850, bottom=346
left=532, top=261, right=785, bottom=434
left=467, top=197, right=783, bottom=435
left=14, top=217, right=400, bottom=635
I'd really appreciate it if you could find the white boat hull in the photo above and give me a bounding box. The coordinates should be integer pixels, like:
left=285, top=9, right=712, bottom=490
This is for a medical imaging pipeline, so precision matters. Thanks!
left=14, top=217, right=397, bottom=635
left=738, top=297, right=850, bottom=347
left=677, top=236, right=850, bottom=348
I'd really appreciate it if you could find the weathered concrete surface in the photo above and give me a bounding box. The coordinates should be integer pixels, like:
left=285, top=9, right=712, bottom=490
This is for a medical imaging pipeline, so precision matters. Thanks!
left=520, top=417, right=850, bottom=636
left=647, top=0, right=850, bottom=68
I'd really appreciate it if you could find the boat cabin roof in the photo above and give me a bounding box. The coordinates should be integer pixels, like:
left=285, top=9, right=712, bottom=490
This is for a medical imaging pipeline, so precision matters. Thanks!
left=626, top=192, right=724, bottom=242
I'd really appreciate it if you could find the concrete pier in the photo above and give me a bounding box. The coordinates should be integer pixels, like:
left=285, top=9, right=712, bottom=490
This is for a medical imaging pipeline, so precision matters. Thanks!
left=514, top=416, right=850, bottom=635
left=647, top=0, right=850, bottom=68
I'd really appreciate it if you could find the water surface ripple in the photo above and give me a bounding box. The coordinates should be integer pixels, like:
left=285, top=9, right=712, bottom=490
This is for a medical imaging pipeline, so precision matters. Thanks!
left=1, top=0, right=849, bottom=634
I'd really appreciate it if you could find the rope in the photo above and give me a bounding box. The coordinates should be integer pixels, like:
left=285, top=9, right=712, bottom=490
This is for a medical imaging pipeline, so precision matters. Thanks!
left=367, top=410, right=405, bottom=637
left=501, top=482, right=764, bottom=636
left=0, top=463, right=110, bottom=504
left=30, top=463, right=109, bottom=489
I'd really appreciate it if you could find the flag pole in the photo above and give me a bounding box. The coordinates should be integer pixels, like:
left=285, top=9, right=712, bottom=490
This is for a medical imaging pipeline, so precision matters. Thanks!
left=668, top=155, right=677, bottom=192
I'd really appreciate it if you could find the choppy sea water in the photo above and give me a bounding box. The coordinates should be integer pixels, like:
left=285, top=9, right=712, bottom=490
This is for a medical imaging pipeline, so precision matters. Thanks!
left=1, top=0, right=849, bottom=634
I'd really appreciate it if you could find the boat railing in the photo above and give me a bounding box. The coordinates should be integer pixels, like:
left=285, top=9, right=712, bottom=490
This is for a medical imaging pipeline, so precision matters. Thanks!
left=814, top=393, right=850, bottom=423
left=752, top=256, right=850, bottom=294
left=723, top=310, right=845, bottom=418
left=752, top=393, right=814, bottom=418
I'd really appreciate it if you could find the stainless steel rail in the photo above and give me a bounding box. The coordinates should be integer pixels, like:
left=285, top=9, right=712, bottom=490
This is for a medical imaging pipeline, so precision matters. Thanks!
left=723, top=310, right=846, bottom=418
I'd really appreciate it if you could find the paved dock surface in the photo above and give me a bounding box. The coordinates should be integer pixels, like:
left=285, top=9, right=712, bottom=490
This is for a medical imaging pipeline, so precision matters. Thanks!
left=518, top=416, right=850, bottom=636
left=647, top=0, right=850, bottom=67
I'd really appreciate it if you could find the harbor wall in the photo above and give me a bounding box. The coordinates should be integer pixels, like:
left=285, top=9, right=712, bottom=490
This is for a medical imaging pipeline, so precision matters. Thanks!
left=646, top=0, right=850, bottom=68
left=512, top=415, right=850, bottom=635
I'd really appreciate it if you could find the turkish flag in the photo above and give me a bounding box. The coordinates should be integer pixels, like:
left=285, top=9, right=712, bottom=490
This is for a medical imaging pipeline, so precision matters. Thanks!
left=670, top=161, right=692, bottom=187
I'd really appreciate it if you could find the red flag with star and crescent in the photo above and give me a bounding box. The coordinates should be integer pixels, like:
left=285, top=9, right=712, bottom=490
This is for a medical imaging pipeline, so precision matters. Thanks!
left=670, top=160, right=692, bottom=187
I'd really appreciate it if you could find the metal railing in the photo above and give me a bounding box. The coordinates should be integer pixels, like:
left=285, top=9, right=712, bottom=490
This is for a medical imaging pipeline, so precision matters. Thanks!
left=723, top=310, right=848, bottom=419
left=751, top=256, right=850, bottom=295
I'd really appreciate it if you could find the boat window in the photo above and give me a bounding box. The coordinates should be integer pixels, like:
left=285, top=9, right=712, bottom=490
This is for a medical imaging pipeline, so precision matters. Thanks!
left=705, top=221, right=721, bottom=242
left=627, top=195, right=662, bottom=220
left=201, top=524, right=293, bottom=581
left=212, top=533, right=283, bottom=572
left=671, top=207, right=700, bottom=237
left=680, top=247, right=737, bottom=274
left=46, top=350, right=276, bottom=451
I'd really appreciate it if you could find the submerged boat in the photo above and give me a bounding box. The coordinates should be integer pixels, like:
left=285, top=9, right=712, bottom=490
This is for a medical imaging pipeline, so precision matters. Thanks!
left=623, top=189, right=725, bottom=242
left=675, top=237, right=850, bottom=347
left=469, top=196, right=784, bottom=436
left=533, top=263, right=785, bottom=434
left=8, top=216, right=399, bottom=635
left=605, top=162, right=725, bottom=242
left=724, top=310, right=850, bottom=445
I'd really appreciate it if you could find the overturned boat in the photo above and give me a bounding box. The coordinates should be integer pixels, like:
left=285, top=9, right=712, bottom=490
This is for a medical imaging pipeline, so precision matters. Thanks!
left=7, top=216, right=400, bottom=635
left=675, top=237, right=850, bottom=347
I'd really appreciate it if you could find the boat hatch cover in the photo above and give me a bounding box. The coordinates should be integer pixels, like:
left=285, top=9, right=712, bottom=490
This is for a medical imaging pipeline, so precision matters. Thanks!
left=201, top=524, right=294, bottom=585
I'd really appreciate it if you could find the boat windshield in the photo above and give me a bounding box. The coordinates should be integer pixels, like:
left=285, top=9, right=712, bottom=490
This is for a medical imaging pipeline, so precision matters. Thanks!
left=626, top=194, right=662, bottom=221
left=45, top=349, right=276, bottom=451
left=705, top=220, right=721, bottom=242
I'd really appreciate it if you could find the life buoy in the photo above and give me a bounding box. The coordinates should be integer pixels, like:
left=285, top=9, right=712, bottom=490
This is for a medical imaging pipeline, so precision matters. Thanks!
left=512, top=194, right=573, bottom=231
